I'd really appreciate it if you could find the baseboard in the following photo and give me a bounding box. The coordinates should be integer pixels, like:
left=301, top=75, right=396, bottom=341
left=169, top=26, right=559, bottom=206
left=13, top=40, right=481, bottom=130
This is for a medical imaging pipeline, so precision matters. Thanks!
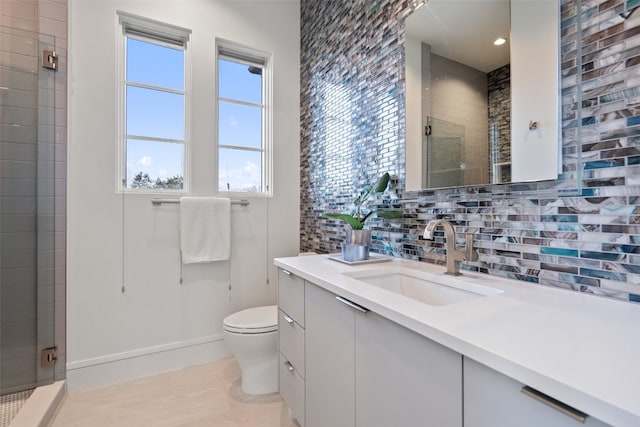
left=66, top=335, right=231, bottom=392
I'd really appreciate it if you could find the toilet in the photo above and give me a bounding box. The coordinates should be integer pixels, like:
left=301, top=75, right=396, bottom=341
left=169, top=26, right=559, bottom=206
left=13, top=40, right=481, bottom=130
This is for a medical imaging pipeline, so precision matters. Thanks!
left=223, top=305, right=278, bottom=395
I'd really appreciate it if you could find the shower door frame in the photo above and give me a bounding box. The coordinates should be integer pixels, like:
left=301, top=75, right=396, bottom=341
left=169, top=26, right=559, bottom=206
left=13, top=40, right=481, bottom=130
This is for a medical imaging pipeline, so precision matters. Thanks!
left=0, top=25, right=59, bottom=395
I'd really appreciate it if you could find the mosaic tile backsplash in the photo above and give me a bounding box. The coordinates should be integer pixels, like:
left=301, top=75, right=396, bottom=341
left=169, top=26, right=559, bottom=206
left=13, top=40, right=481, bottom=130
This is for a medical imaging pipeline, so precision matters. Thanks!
left=300, top=0, right=640, bottom=303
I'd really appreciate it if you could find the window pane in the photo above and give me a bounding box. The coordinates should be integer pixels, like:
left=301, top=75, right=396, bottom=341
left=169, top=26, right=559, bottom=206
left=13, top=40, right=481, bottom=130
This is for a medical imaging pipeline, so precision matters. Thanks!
left=127, top=86, right=184, bottom=140
left=126, top=139, right=184, bottom=189
left=127, top=38, right=184, bottom=90
left=218, top=101, right=262, bottom=149
left=219, top=148, right=262, bottom=192
left=218, top=59, right=262, bottom=104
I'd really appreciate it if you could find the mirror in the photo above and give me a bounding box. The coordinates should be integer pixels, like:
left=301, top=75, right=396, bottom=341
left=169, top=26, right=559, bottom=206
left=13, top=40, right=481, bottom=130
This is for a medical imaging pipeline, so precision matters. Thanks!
left=405, top=0, right=560, bottom=191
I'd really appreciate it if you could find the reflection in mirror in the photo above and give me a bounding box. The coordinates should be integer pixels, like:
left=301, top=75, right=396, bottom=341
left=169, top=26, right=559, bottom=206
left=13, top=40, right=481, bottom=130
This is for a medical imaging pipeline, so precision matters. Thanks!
left=405, top=0, right=560, bottom=191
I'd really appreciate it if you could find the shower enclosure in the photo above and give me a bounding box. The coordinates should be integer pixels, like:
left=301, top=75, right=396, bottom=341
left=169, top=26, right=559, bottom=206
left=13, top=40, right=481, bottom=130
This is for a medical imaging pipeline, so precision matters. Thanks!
left=1, top=25, right=60, bottom=397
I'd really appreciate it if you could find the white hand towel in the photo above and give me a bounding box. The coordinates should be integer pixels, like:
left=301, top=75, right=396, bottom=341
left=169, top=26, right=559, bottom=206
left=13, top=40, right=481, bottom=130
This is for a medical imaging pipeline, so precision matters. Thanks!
left=180, top=196, right=230, bottom=263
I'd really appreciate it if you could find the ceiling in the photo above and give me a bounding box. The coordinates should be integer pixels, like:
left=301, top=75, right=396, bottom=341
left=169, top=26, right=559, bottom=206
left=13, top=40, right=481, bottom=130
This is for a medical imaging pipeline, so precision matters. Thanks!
left=406, top=0, right=510, bottom=73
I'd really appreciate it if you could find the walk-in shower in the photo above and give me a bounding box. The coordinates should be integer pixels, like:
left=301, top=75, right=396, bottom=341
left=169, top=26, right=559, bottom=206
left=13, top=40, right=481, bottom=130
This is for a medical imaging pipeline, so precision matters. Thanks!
left=1, top=24, right=62, bottom=424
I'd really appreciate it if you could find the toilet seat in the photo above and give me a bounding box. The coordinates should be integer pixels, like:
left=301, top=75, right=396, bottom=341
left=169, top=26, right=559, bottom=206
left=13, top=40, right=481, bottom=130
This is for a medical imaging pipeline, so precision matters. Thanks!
left=223, top=305, right=277, bottom=334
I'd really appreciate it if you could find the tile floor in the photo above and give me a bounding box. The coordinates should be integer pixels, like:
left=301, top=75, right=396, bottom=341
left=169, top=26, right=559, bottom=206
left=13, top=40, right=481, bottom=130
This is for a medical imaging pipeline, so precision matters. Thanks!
left=51, top=358, right=299, bottom=426
left=1, top=389, right=33, bottom=427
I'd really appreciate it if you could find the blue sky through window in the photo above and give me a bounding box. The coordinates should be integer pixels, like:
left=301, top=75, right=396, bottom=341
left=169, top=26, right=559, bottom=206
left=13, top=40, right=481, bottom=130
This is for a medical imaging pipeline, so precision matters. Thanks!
left=125, top=38, right=264, bottom=192
left=217, top=57, right=264, bottom=192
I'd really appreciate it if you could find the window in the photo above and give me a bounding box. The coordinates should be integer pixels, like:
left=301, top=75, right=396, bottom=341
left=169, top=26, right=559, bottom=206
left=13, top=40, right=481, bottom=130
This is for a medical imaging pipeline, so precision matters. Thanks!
left=217, top=40, right=271, bottom=194
left=118, top=12, right=191, bottom=191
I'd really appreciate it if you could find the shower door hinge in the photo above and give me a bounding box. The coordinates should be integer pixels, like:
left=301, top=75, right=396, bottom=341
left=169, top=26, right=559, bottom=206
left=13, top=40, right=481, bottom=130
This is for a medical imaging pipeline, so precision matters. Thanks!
left=41, top=346, right=58, bottom=367
left=42, top=50, right=58, bottom=70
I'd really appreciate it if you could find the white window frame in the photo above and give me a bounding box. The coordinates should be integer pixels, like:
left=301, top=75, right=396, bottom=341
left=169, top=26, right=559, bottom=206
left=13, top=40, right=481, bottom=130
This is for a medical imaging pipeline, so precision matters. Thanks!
left=216, top=38, right=273, bottom=196
left=116, top=11, right=192, bottom=193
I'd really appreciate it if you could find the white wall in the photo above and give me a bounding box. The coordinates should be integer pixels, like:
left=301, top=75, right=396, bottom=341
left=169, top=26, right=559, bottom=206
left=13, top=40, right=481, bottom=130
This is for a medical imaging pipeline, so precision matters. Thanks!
left=67, top=0, right=300, bottom=390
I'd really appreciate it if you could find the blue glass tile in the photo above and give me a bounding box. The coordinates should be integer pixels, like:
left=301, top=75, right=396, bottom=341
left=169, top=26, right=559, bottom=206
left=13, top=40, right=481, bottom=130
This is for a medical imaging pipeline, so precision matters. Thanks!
left=541, top=247, right=579, bottom=257
left=629, top=294, right=640, bottom=303
left=558, top=224, right=582, bottom=232
left=584, top=159, right=625, bottom=169
left=628, top=116, right=640, bottom=127
left=582, top=116, right=596, bottom=126
left=603, top=244, right=640, bottom=254
left=558, top=273, right=599, bottom=286
left=541, top=215, right=578, bottom=223
left=581, top=251, right=623, bottom=261
left=602, top=206, right=636, bottom=215
left=582, top=5, right=599, bottom=20
left=629, top=0, right=640, bottom=10
left=622, top=264, right=640, bottom=274
left=561, top=14, right=577, bottom=28
left=629, top=156, right=640, bottom=165
left=580, top=268, right=626, bottom=281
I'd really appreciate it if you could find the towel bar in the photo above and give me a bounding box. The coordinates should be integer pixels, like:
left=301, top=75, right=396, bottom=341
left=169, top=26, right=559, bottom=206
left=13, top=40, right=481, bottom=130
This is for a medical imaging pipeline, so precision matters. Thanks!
left=151, top=198, right=250, bottom=206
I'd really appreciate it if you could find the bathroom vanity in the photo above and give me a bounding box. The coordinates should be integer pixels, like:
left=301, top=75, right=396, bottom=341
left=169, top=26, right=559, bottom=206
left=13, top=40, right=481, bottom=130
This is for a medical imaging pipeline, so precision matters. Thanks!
left=275, top=254, right=640, bottom=427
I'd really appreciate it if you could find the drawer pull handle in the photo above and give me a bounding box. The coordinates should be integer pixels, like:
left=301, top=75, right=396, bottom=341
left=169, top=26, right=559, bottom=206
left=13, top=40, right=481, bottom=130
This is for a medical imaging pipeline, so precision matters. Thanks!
left=521, top=386, right=588, bottom=423
left=284, top=361, right=295, bottom=372
left=336, top=296, right=369, bottom=313
left=282, top=269, right=292, bottom=276
left=283, top=314, right=294, bottom=324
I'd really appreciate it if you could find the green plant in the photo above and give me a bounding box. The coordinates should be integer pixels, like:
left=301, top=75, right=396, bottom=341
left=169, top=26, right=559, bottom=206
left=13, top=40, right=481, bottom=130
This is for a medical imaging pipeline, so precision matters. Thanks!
left=322, top=172, right=403, bottom=230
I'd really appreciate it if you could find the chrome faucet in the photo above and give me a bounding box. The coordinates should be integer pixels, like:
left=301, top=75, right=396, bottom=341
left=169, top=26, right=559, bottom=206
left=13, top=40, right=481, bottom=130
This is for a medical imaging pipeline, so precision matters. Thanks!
left=423, top=219, right=477, bottom=276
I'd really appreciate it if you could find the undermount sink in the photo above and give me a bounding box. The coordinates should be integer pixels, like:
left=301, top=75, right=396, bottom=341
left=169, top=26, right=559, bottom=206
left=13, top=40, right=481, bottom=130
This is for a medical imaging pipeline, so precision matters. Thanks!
left=344, top=266, right=502, bottom=307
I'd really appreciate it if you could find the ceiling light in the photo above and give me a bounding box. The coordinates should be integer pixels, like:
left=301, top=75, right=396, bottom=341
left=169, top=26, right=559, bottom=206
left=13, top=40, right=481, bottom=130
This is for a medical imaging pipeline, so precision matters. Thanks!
left=494, top=37, right=507, bottom=46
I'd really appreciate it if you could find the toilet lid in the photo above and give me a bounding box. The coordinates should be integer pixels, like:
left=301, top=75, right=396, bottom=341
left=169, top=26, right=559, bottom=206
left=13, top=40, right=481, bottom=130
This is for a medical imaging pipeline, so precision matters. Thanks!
left=223, top=305, right=278, bottom=334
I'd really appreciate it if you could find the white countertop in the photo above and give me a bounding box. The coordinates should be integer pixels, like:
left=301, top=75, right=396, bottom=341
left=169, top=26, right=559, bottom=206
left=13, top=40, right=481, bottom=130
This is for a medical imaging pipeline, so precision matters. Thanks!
left=274, top=254, right=640, bottom=427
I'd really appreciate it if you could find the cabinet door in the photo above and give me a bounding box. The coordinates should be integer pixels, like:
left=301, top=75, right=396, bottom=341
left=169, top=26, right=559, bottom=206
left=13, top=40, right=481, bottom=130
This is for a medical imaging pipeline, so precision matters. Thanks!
left=356, top=311, right=463, bottom=427
left=464, top=358, right=611, bottom=427
left=278, top=268, right=305, bottom=326
left=510, top=0, right=559, bottom=182
left=305, top=283, right=355, bottom=427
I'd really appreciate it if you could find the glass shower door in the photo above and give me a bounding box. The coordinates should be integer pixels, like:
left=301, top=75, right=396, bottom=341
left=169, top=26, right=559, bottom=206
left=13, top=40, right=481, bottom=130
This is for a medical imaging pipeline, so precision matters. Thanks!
left=0, top=26, right=57, bottom=395
left=424, top=116, right=465, bottom=188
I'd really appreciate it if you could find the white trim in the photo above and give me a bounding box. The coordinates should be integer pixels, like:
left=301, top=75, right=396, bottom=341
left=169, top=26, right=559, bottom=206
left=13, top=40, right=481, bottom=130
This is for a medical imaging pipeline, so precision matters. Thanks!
left=219, top=145, right=264, bottom=153
left=66, top=336, right=230, bottom=392
left=263, top=50, right=273, bottom=195
left=116, top=13, right=126, bottom=191
left=126, top=80, right=185, bottom=95
left=117, top=10, right=191, bottom=46
left=183, top=38, right=192, bottom=193
left=219, top=96, right=263, bottom=109
left=67, top=334, right=224, bottom=370
left=217, top=37, right=268, bottom=65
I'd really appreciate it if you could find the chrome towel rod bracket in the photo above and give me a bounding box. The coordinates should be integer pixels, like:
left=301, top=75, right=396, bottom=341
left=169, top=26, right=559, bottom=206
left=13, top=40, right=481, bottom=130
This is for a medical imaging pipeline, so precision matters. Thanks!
left=151, top=198, right=250, bottom=206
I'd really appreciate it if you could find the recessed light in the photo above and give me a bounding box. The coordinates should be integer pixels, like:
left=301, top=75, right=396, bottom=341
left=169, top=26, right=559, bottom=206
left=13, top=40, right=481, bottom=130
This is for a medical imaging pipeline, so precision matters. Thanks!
left=494, top=37, right=507, bottom=46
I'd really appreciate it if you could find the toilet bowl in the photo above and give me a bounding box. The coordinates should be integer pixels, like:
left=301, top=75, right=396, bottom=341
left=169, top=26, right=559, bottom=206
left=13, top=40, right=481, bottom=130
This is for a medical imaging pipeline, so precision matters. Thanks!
left=223, top=305, right=278, bottom=395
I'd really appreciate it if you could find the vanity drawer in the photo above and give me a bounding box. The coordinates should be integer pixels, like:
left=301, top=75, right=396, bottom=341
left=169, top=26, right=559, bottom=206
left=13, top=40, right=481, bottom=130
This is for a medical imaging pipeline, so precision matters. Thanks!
left=280, top=353, right=305, bottom=427
left=279, top=309, right=305, bottom=378
left=278, top=268, right=305, bottom=327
